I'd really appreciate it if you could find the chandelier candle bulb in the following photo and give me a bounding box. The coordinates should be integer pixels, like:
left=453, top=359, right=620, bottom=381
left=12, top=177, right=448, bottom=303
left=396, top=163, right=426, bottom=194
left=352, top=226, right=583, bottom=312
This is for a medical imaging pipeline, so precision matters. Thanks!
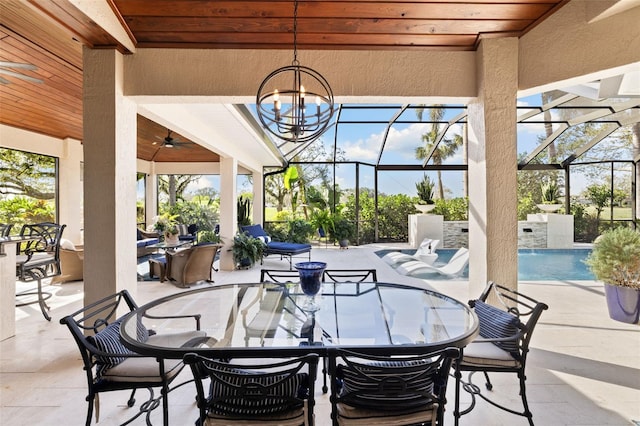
left=255, top=0, right=334, bottom=143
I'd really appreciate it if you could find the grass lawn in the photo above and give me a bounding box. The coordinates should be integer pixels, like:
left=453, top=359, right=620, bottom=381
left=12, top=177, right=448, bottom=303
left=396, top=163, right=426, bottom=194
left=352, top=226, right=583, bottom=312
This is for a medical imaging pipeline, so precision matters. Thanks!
left=585, top=206, right=632, bottom=220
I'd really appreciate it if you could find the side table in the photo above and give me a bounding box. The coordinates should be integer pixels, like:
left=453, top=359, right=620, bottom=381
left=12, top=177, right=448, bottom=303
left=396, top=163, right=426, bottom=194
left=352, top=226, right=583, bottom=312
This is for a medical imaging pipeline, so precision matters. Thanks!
left=148, top=258, right=167, bottom=281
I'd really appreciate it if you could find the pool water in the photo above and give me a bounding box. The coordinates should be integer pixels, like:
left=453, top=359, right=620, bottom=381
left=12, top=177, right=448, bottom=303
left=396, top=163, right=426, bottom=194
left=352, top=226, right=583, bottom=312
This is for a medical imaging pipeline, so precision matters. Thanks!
left=376, top=248, right=594, bottom=280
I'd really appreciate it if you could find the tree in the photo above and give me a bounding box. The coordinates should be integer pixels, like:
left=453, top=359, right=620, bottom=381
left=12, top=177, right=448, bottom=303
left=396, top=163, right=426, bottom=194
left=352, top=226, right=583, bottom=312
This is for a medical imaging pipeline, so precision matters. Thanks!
left=158, top=174, right=201, bottom=206
left=0, top=148, right=56, bottom=200
left=414, top=106, right=463, bottom=199
left=264, top=140, right=344, bottom=214
left=585, top=183, right=611, bottom=227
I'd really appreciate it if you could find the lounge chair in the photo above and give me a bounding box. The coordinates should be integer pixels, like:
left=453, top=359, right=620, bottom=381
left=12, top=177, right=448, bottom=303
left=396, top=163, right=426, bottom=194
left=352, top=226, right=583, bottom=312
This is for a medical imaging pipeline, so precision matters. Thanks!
left=382, top=237, right=440, bottom=265
left=241, top=224, right=311, bottom=269
left=396, top=247, right=469, bottom=278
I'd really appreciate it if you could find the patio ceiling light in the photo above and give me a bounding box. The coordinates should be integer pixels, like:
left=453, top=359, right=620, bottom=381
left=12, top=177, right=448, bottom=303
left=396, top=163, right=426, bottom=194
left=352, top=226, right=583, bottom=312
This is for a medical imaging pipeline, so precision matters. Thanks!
left=256, top=0, right=334, bottom=144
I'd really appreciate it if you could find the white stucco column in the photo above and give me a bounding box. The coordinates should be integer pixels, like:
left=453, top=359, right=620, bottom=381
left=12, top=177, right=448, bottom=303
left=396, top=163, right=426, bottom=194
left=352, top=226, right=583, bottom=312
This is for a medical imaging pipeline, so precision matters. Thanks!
left=83, top=47, right=138, bottom=305
left=58, top=138, right=84, bottom=244
left=219, top=157, right=238, bottom=271
left=145, top=168, right=158, bottom=228
left=467, top=37, right=519, bottom=296
left=252, top=170, right=264, bottom=225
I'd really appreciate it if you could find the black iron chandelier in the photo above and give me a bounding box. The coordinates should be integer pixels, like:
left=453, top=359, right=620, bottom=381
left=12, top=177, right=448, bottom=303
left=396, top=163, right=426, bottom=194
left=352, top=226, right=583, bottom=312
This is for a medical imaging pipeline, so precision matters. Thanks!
left=256, top=0, right=334, bottom=144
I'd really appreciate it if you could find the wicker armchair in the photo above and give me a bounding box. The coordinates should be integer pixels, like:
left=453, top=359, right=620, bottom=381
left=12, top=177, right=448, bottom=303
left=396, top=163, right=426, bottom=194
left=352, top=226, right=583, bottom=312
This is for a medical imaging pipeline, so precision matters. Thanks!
left=51, top=239, right=83, bottom=283
left=165, top=243, right=221, bottom=288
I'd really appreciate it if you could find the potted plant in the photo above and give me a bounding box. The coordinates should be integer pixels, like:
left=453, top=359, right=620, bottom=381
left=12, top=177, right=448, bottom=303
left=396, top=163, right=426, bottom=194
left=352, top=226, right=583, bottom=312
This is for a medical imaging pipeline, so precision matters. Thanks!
left=231, top=231, right=265, bottom=269
left=331, top=217, right=355, bottom=249
left=537, top=181, right=562, bottom=212
left=585, top=227, right=640, bottom=324
left=198, top=229, right=222, bottom=244
left=415, top=174, right=436, bottom=213
left=310, top=209, right=334, bottom=240
left=150, top=213, right=179, bottom=243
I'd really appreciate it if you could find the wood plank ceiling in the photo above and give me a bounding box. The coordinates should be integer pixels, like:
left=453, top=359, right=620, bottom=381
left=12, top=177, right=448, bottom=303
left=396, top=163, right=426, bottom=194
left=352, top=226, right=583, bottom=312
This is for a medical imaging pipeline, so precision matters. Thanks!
left=1, top=0, right=567, bottom=162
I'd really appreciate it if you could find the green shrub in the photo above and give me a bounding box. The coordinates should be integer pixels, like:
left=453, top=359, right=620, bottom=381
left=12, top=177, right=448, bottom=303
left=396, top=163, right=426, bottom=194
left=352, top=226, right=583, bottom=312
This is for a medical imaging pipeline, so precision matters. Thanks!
left=0, top=197, right=55, bottom=228
left=432, top=197, right=468, bottom=221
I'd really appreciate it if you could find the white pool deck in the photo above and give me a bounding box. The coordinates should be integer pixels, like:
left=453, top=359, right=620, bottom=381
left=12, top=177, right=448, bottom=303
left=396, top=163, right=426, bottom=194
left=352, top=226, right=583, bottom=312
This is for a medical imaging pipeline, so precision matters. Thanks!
left=2, top=243, right=639, bottom=426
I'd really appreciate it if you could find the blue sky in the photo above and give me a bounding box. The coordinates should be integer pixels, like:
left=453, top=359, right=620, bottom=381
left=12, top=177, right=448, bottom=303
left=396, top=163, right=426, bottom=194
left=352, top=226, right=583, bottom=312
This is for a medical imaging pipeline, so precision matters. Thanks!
left=147, top=93, right=625, bottom=204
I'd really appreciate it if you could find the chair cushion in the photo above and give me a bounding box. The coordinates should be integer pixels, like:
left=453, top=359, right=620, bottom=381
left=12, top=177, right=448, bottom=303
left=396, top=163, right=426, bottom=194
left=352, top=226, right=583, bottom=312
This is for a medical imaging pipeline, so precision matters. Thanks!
left=102, top=356, right=184, bottom=383
left=205, top=408, right=305, bottom=425
left=474, top=300, right=520, bottom=354
left=266, top=241, right=312, bottom=255
left=87, top=319, right=150, bottom=377
left=337, top=360, right=435, bottom=412
left=102, top=330, right=206, bottom=383
left=209, top=369, right=309, bottom=417
left=60, top=238, right=76, bottom=250
left=460, top=341, right=521, bottom=368
left=241, top=224, right=269, bottom=238
left=336, top=401, right=437, bottom=425
left=177, top=224, right=189, bottom=236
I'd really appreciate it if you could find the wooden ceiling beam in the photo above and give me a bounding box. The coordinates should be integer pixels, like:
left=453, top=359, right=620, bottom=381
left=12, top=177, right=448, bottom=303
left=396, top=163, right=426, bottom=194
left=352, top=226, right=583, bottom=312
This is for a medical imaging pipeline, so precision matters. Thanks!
left=125, top=17, right=532, bottom=35
left=115, top=1, right=554, bottom=20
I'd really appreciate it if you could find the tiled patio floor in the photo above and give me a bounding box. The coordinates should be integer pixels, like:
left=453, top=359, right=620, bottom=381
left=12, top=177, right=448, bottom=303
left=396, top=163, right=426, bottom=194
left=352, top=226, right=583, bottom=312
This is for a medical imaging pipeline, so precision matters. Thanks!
left=2, top=244, right=639, bottom=425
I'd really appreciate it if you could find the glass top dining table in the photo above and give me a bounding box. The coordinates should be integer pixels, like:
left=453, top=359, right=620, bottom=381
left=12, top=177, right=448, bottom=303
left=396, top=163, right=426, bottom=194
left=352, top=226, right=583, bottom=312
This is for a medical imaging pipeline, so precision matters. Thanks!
left=121, top=282, right=479, bottom=359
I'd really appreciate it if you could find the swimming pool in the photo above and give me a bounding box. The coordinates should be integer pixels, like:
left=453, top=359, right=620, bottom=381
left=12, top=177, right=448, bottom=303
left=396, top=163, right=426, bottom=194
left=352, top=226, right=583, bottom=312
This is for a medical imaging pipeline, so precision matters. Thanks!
left=376, top=248, right=594, bottom=280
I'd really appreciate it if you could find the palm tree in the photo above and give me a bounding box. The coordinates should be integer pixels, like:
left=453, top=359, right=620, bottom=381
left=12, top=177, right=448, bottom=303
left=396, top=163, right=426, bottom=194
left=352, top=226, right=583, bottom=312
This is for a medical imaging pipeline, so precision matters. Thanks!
left=415, top=106, right=463, bottom=199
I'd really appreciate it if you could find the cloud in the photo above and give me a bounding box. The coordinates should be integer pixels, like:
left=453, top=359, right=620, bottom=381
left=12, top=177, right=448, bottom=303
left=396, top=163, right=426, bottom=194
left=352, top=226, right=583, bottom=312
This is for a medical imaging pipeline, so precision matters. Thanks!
left=341, top=132, right=383, bottom=161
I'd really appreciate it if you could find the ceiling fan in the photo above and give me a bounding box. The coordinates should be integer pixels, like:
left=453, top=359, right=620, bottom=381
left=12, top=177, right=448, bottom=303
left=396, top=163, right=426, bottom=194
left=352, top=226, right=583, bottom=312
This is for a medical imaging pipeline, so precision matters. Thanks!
left=0, top=61, right=43, bottom=84
left=153, top=129, right=191, bottom=149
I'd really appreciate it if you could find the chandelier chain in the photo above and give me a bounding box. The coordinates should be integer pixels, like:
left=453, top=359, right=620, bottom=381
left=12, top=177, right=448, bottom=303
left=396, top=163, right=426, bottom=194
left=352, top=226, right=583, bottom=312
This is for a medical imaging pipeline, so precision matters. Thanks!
left=292, top=0, right=298, bottom=65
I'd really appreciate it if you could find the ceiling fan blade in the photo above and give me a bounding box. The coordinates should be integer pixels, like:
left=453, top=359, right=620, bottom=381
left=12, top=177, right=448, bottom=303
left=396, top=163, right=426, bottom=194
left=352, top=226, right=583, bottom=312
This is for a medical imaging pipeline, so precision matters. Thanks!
left=0, top=61, right=37, bottom=70
left=0, top=69, right=43, bottom=84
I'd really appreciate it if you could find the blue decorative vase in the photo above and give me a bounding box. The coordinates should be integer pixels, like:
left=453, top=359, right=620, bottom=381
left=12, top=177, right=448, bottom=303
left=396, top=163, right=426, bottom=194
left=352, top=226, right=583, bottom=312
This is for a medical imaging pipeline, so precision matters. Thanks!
left=295, top=261, right=327, bottom=311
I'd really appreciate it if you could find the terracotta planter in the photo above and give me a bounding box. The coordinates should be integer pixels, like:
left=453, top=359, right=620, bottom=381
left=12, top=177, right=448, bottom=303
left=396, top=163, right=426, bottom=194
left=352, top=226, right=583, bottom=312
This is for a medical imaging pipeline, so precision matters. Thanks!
left=604, top=283, right=640, bottom=324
